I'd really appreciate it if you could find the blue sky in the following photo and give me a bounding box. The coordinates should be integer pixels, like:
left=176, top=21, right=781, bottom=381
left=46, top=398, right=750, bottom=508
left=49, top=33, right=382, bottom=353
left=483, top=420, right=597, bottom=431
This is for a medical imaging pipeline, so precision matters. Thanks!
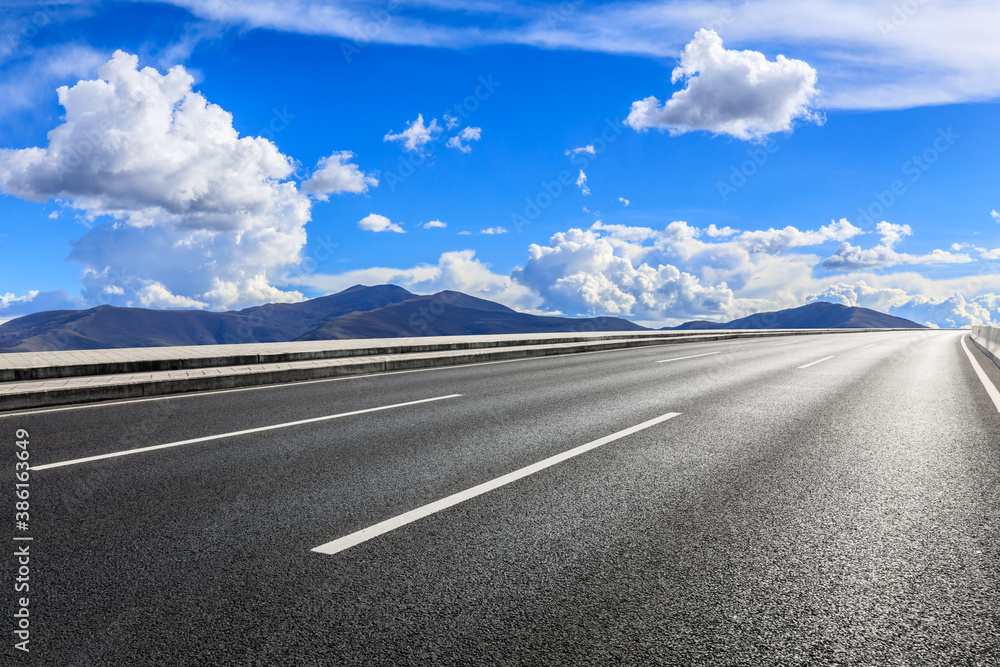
left=1, top=0, right=999, bottom=328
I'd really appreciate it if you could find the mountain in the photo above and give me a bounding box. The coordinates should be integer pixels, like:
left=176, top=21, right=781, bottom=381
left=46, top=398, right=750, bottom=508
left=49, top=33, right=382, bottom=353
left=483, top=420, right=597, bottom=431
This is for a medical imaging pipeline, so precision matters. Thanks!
left=0, top=285, right=645, bottom=353
left=666, top=302, right=925, bottom=330
left=0, top=290, right=924, bottom=353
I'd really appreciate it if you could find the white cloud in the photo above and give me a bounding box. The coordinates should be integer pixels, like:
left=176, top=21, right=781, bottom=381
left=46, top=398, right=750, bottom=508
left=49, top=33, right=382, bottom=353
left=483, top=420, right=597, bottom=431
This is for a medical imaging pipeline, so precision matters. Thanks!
left=512, top=226, right=738, bottom=320
left=285, top=214, right=1000, bottom=328
left=458, top=230, right=472, bottom=236
left=135, top=281, right=208, bottom=309
left=0, top=44, right=105, bottom=118
left=565, top=145, right=596, bottom=157
left=734, top=218, right=862, bottom=254
left=0, top=289, right=86, bottom=319
left=0, top=50, right=314, bottom=310
left=480, top=226, right=507, bottom=235
left=358, top=213, right=404, bottom=233
left=291, top=250, right=546, bottom=314
left=619, top=197, right=630, bottom=207
left=626, top=29, right=821, bottom=140
left=992, top=210, right=999, bottom=222
left=822, top=221, right=973, bottom=270
left=509, top=219, right=1000, bottom=327
left=158, top=0, right=1000, bottom=110
left=384, top=114, right=442, bottom=153
left=576, top=170, right=590, bottom=196
left=443, top=114, right=459, bottom=130
left=423, top=220, right=447, bottom=229
left=301, top=151, right=377, bottom=200
left=705, top=224, right=738, bottom=237
left=445, top=126, right=482, bottom=153
left=809, top=281, right=1000, bottom=328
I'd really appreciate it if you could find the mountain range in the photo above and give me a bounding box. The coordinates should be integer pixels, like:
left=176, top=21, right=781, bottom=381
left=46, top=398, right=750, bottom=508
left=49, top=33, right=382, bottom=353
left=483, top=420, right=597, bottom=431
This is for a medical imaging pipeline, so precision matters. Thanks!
left=665, top=301, right=925, bottom=330
left=0, top=285, right=924, bottom=353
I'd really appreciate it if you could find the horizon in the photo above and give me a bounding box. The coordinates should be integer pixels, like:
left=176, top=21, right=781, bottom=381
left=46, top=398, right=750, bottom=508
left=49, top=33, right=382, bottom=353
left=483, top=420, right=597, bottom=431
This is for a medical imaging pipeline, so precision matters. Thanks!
left=0, top=282, right=937, bottom=332
left=1, top=2, right=999, bottom=329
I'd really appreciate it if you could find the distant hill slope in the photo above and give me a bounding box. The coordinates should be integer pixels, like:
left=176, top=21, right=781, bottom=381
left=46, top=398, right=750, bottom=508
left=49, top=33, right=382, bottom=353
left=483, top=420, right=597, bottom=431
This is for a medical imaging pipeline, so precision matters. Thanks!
left=0, top=284, right=419, bottom=352
left=298, top=291, right=644, bottom=339
left=0, top=290, right=924, bottom=353
left=667, top=302, right=925, bottom=330
left=0, top=285, right=645, bottom=352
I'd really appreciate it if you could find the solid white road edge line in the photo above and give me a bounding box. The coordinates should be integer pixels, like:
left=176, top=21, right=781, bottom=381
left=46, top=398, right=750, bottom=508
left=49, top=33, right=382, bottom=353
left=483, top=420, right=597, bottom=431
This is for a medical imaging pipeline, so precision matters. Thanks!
left=961, top=335, right=1000, bottom=412
left=311, top=411, right=683, bottom=556
left=656, top=352, right=721, bottom=363
left=30, top=394, right=463, bottom=471
left=798, top=356, right=835, bottom=369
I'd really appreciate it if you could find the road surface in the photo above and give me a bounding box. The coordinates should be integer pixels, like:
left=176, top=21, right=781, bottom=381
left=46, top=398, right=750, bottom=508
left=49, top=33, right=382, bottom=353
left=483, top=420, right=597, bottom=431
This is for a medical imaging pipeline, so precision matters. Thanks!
left=6, top=330, right=1000, bottom=665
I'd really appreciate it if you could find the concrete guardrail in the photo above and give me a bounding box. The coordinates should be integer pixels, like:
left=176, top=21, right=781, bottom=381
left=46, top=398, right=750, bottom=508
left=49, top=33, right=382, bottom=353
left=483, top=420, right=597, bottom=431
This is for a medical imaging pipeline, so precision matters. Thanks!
left=970, top=325, right=1000, bottom=370
left=0, top=328, right=923, bottom=411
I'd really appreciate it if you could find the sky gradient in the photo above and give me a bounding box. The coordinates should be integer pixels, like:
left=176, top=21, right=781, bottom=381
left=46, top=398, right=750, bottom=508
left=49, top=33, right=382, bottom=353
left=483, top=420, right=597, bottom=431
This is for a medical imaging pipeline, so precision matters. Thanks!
left=1, top=0, right=999, bottom=328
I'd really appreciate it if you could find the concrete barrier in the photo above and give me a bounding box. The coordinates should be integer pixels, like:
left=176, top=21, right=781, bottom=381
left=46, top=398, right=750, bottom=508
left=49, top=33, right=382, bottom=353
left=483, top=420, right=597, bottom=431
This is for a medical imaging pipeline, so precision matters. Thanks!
left=0, top=328, right=922, bottom=411
left=970, top=325, right=1000, bottom=370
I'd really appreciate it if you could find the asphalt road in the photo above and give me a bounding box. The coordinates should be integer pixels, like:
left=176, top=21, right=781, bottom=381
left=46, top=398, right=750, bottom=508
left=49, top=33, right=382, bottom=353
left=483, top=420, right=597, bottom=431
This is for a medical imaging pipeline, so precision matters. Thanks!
left=4, top=330, right=1000, bottom=665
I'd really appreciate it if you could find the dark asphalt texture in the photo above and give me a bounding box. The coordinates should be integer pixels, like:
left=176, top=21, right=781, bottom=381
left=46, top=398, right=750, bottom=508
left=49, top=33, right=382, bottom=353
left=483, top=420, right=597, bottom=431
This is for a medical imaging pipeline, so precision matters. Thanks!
left=4, top=330, right=999, bottom=665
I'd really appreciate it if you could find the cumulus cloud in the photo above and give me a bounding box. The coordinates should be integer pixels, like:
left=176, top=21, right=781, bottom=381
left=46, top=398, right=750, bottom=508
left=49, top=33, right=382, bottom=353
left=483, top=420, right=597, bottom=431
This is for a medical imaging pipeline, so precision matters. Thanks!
left=565, top=145, right=596, bottom=156
left=301, top=151, right=377, bottom=200
left=512, top=226, right=738, bottom=320
left=135, top=282, right=208, bottom=309
left=0, top=50, right=319, bottom=310
left=517, top=219, right=1000, bottom=326
left=506, top=218, right=895, bottom=323
left=480, top=227, right=507, bottom=235
left=626, top=29, right=821, bottom=140
left=0, top=44, right=105, bottom=117
left=358, top=213, right=404, bottom=233
left=809, top=281, right=1000, bottom=328
left=576, top=170, right=590, bottom=196
left=445, top=126, right=482, bottom=153
left=292, top=250, right=546, bottom=314
left=993, top=210, right=999, bottom=222
left=423, top=220, right=447, bottom=229
left=618, top=197, right=630, bottom=207
left=822, top=221, right=973, bottom=270
left=289, top=214, right=999, bottom=328
left=384, top=114, right=442, bottom=153
left=0, top=290, right=85, bottom=320
left=706, top=224, right=738, bottom=237
left=152, top=0, right=1000, bottom=111
left=735, top=218, right=862, bottom=254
